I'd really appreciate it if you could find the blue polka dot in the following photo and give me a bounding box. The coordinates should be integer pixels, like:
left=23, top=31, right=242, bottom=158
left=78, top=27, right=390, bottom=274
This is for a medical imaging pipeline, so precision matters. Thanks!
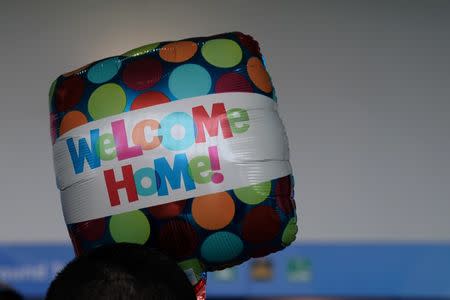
left=200, top=231, right=243, bottom=263
left=168, top=64, right=211, bottom=99
left=87, top=57, right=122, bottom=84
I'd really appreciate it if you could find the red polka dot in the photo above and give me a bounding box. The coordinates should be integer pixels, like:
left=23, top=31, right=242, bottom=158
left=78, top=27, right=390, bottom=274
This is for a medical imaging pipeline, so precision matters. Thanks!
left=50, top=113, right=57, bottom=144
left=68, top=230, right=83, bottom=256
left=123, top=57, right=163, bottom=90
left=235, top=32, right=261, bottom=57
left=157, top=219, right=199, bottom=259
left=215, top=73, right=253, bottom=93
left=242, top=206, right=281, bottom=244
left=131, top=91, right=170, bottom=110
left=55, top=76, right=85, bottom=112
left=72, top=218, right=106, bottom=241
left=148, top=200, right=186, bottom=219
left=276, top=176, right=295, bottom=214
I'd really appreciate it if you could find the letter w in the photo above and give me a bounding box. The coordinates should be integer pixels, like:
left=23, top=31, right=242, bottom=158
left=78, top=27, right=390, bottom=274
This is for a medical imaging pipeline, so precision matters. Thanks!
left=66, top=129, right=101, bottom=174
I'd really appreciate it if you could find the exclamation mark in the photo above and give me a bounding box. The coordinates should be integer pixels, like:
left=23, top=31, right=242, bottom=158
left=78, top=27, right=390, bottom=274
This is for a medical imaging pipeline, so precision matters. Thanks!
left=208, top=146, right=224, bottom=184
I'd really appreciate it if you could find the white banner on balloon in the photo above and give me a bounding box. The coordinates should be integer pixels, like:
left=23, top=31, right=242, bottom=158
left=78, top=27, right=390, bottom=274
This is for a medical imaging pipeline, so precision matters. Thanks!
left=53, top=92, right=291, bottom=224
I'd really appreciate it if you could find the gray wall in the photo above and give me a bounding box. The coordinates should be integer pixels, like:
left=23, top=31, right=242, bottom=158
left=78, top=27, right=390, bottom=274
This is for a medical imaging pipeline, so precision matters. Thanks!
left=0, top=0, right=449, bottom=242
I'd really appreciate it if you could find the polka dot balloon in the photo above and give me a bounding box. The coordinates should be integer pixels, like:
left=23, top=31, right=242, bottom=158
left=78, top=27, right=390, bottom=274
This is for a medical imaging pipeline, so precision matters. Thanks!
left=49, top=32, right=276, bottom=141
left=50, top=32, right=297, bottom=293
left=66, top=175, right=296, bottom=269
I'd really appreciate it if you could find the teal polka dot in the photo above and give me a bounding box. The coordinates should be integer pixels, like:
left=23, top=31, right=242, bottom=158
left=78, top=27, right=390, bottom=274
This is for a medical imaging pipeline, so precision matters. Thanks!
left=87, top=57, right=122, bottom=84
left=200, top=231, right=243, bottom=263
left=201, top=39, right=242, bottom=68
left=168, top=64, right=211, bottom=99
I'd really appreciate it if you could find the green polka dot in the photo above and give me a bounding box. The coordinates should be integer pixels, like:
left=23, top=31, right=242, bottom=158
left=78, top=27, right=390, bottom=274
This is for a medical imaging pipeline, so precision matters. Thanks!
left=201, top=39, right=242, bottom=68
left=282, top=217, right=298, bottom=245
left=234, top=181, right=272, bottom=205
left=178, top=259, right=204, bottom=284
left=201, top=231, right=243, bottom=263
left=49, top=79, right=57, bottom=108
left=124, top=42, right=160, bottom=57
left=88, top=83, right=126, bottom=120
left=109, top=210, right=150, bottom=245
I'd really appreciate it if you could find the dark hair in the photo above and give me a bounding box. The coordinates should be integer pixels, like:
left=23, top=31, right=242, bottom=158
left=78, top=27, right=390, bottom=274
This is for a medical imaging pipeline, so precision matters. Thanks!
left=45, top=243, right=196, bottom=300
left=0, top=288, right=23, bottom=300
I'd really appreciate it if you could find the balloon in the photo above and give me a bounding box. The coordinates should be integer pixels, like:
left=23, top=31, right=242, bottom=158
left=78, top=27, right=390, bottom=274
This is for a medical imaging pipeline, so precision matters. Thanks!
left=50, top=32, right=298, bottom=295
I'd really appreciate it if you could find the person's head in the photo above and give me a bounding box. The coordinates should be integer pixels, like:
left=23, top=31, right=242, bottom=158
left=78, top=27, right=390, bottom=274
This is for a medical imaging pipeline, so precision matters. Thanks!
left=46, top=243, right=196, bottom=300
left=0, top=285, right=23, bottom=300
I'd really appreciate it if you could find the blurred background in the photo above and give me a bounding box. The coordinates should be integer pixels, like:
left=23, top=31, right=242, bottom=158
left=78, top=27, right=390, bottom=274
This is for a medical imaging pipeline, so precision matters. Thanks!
left=1, top=0, right=449, bottom=299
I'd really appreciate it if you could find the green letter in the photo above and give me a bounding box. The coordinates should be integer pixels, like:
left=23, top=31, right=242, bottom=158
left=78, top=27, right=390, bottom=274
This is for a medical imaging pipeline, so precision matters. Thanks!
left=227, top=108, right=249, bottom=134
left=97, top=133, right=116, bottom=161
left=189, top=155, right=212, bottom=184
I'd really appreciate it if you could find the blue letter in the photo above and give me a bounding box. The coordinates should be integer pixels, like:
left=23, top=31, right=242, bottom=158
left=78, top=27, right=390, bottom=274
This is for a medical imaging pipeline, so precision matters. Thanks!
left=134, top=167, right=158, bottom=196
left=159, top=112, right=196, bottom=151
left=154, top=154, right=196, bottom=196
left=67, top=129, right=101, bottom=174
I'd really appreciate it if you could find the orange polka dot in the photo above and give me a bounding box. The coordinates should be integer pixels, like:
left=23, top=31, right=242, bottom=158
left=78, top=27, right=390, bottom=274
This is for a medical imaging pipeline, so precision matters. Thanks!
left=159, top=41, right=198, bottom=63
left=60, top=111, right=88, bottom=135
left=192, top=192, right=235, bottom=230
left=247, top=57, right=273, bottom=93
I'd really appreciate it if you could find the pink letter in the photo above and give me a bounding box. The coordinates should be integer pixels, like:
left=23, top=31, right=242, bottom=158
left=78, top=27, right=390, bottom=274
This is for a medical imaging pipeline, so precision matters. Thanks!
left=112, top=119, right=143, bottom=161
